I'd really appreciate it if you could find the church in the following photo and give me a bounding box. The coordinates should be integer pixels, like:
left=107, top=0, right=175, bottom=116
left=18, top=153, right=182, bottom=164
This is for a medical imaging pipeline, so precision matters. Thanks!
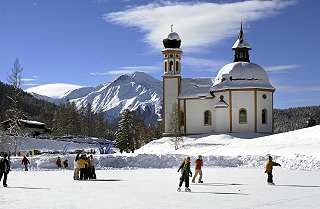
left=162, top=23, right=275, bottom=135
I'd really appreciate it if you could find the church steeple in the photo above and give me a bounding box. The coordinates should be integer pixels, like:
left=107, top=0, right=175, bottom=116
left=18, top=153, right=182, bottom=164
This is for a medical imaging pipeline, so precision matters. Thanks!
left=232, top=21, right=252, bottom=62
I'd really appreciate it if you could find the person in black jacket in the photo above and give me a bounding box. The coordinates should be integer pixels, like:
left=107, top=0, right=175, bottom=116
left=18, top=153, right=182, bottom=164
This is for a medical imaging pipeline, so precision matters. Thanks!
left=177, top=156, right=192, bottom=192
left=0, top=153, right=10, bottom=187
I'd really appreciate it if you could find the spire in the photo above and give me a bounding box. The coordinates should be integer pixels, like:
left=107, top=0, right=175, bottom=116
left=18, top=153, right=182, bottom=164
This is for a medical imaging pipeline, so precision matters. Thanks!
left=171, top=24, right=173, bottom=32
left=232, top=21, right=252, bottom=62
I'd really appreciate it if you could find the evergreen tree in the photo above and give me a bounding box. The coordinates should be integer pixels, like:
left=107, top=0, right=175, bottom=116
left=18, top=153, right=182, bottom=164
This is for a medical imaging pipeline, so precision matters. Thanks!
left=95, top=108, right=106, bottom=138
left=115, top=109, right=136, bottom=152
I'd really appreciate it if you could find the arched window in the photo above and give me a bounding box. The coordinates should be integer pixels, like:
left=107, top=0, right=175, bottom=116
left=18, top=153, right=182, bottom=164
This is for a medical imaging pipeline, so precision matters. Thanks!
left=204, top=110, right=212, bottom=125
left=176, top=61, right=179, bottom=73
left=169, top=61, right=174, bottom=72
left=239, top=108, right=247, bottom=124
left=164, top=61, right=167, bottom=73
left=262, top=109, right=267, bottom=124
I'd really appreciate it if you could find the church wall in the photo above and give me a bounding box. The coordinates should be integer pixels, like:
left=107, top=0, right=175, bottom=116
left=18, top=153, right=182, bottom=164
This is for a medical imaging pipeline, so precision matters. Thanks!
left=231, top=91, right=255, bottom=132
left=214, top=107, right=230, bottom=132
left=256, top=91, right=273, bottom=133
left=184, top=99, right=214, bottom=134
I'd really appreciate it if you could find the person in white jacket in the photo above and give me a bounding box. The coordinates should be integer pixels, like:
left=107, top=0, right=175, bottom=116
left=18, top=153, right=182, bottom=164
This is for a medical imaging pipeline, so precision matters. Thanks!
left=73, top=153, right=80, bottom=180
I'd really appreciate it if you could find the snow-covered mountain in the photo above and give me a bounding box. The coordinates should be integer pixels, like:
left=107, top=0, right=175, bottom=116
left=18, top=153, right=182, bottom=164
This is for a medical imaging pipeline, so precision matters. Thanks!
left=32, top=72, right=163, bottom=124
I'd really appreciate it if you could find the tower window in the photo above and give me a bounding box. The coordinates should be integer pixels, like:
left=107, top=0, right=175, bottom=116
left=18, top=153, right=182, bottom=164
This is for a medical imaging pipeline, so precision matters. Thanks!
left=239, top=108, right=247, bottom=124
left=164, top=61, right=167, bottom=73
left=262, top=109, right=267, bottom=124
left=176, top=61, right=179, bottom=73
left=204, top=110, right=212, bottom=125
left=170, top=61, right=174, bottom=73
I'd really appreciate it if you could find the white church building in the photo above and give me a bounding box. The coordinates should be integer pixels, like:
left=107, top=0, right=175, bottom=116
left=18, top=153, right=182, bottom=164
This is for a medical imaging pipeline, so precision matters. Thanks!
left=162, top=23, right=275, bottom=135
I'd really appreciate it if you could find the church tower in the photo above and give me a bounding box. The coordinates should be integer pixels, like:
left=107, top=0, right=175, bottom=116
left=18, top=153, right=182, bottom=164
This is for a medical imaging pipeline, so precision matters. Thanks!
left=161, top=25, right=182, bottom=135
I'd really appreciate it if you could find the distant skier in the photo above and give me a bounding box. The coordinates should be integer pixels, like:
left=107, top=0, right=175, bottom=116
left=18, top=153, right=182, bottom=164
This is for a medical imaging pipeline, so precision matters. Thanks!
left=265, top=156, right=281, bottom=185
left=0, top=153, right=10, bottom=187
left=192, top=155, right=203, bottom=183
left=22, top=156, right=30, bottom=171
left=177, top=156, right=192, bottom=192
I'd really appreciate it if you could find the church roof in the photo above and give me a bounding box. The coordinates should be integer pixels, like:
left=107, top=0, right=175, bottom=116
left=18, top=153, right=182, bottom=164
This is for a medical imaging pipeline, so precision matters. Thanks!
left=178, top=78, right=215, bottom=99
left=232, top=22, right=252, bottom=50
left=210, top=62, right=275, bottom=91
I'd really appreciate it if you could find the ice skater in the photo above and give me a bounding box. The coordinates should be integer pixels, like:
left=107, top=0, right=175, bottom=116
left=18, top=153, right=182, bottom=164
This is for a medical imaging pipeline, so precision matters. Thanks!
left=192, top=155, right=203, bottom=183
left=22, top=156, right=30, bottom=171
left=265, top=155, right=281, bottom=185
left=0, top=153, right=10, bottom=187
left=177, top=156, right=192, bottom=192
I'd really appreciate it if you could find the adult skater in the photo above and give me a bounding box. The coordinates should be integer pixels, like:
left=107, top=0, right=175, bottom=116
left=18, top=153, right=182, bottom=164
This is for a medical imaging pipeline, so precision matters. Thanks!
left=265, top=156, right=281, bottom=185
left=177, top=156, right=192, bottom=192
left=22, top=156, right=30, bottom=171
left=56, top=156, right=62, bottom=168
left=0, top=153, right=10, bottom=187
left=192, top=155, right=203, bottom=183
left=73, top=153, right=80, bottom=180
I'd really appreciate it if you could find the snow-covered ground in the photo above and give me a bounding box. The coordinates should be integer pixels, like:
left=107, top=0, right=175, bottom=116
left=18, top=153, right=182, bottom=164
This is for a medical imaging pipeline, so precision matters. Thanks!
left=1, top=125, right=320, bottom=208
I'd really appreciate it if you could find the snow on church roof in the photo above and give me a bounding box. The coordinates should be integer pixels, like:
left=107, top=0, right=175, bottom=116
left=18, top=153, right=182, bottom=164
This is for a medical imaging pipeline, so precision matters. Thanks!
left=178, top=78, right=215, bottom=99
left=211, top=62, right=275, bottom=91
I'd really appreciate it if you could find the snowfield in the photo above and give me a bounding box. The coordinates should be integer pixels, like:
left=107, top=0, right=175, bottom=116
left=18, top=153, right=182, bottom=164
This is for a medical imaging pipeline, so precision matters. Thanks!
left=1, top=125, right=320, bottom=208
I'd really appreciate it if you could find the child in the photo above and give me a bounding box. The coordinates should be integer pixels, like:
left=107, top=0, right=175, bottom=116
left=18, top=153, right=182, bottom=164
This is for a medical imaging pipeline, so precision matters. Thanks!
left=177, top=156, right=192, bottom=192
left=265, top=156, right=281, bottom=185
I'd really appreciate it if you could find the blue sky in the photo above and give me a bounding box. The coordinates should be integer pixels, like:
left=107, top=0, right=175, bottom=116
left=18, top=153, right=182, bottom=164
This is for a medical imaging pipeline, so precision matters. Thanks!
left=1, top=0, right=319, bottom=109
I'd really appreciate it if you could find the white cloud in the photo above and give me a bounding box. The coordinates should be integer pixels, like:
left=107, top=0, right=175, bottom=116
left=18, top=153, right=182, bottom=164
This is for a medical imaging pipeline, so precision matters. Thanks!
left=103, top=0, right=297, bottom=53
left=264, top=65, right=302, bottom=72
left=90, top=65, right=161, bottom=76
left=25, top=83, right=84, bottom=97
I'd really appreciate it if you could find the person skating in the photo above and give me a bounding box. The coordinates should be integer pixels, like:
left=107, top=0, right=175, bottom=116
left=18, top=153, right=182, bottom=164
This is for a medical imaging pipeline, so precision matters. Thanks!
left=0, top=153, right=10, bottom=187
left=78, top=154, right=88, bottom=180
left=21, top=156, right=30, bottom=171
left=73, top=153, right=80, bottom=180
left=192, top=155, right=203, bottom=183
left=177, top=156, right=192, bottom=192
left=265, top=156, right=281, bottom=185
left=89, top=155, right=96, bottom=179
left=56, top=156, right=62, bottom=168
left=63, top=159, right=68, bottom=169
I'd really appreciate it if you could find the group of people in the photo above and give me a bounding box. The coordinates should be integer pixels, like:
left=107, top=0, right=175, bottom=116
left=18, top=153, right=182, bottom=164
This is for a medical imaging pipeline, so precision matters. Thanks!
left=176, top=154, right=281, bottom=192
left=56, top=157, right=69, bottom=169
left=73, top=153, right=96, bottom=180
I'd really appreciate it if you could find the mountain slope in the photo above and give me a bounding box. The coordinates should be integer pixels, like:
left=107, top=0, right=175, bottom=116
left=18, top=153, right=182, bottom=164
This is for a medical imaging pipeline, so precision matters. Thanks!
left=40, top=72, right=163, bottom=124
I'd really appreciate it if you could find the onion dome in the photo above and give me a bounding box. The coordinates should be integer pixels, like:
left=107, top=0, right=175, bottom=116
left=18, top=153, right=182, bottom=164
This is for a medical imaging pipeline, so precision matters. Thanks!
left=163, top=24, right=181, bottom=48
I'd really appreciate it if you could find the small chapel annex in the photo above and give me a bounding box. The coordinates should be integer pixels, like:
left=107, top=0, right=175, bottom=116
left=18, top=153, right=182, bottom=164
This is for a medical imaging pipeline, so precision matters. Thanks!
left=162, top=23, right=275, bottom=135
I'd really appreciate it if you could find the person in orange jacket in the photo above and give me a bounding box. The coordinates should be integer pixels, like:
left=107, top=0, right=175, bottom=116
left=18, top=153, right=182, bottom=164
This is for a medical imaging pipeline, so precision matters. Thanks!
left=192, top=155, right=203, bottom=183
left=265, top=156, right=281, bottom=185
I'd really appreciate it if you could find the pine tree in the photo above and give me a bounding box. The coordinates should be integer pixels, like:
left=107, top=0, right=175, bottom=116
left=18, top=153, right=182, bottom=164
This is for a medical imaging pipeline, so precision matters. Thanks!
left=115, top=109, right=136, bottom=152
left=95, top=108, right=106, bottom=138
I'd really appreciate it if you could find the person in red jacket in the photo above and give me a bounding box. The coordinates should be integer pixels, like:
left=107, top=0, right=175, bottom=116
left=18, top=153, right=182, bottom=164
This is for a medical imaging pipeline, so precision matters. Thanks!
left=192, top=155, right=203, bottom=183
left=56, top=157, right=62, bottom=168
left=21, top=156, right=30, bottom=171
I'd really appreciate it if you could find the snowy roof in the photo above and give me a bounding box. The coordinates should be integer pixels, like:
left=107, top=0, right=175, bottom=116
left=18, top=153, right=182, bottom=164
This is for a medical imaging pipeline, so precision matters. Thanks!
left=210, top=62, right=275, bottom=91
left=232, top=34, right=252, bottom=49
left=178, top=78, right=215, bottom=99
left=214, top=99, right=229, bottom=108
